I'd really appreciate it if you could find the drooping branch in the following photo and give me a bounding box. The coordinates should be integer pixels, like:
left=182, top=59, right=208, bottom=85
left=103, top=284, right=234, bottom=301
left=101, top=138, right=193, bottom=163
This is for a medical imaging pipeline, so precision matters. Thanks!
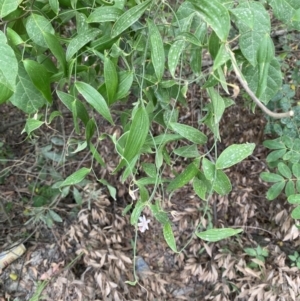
left=227, top=46, right=294, bottom=119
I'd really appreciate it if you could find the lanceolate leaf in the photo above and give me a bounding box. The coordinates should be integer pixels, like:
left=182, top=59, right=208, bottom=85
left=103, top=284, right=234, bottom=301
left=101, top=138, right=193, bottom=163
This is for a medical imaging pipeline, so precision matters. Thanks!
left=66, top=29, right=101, bottom=61
left=188, top=0, right=230, bottom=41
left=43, top=32, right=67, bottom=75
left=87, top=6, right=123, bottom=23
left=170, top=122, right=207, bottom=145
left=163, top=222, right=177, bottom=252
left=216, top=143, right=255, bottom=169
left=115, top=71, right=133, bottom=100
left=167, top=162, right=198, bottom=192
left=213, top=170, right=232, bottom=195
left=57, top=91, right=89, bottom=126
left=122, top=106, right=149, bottom=164
left=168, top=40, right=186, bottom=78
left=207, top=88, right=225, bottom=124
left=75, top=82, right=114, bottom=125
left=196, top=228, right=243, bottom=242
left=193, top=177, right=207, bottom=200
left=111, top=0, right=151, bottom=37
left=104, top=56, right=118, bottom=105
left=23, top=60, right=52, bottom=103
left=60, top=167, right=91, bottom=188
left=147, top=19, right=165, bottom=81
left=130, top=199, right=147, bottom=225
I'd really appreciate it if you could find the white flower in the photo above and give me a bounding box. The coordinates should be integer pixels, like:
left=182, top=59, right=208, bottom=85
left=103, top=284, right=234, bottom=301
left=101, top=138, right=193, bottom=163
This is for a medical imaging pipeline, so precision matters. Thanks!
left=138, top=215, right=151, bottom=233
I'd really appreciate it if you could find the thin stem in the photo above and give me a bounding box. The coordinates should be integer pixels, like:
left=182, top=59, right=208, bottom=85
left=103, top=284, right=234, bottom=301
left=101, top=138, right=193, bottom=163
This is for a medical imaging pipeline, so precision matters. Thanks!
left=226, top=45, right=294, bottom=119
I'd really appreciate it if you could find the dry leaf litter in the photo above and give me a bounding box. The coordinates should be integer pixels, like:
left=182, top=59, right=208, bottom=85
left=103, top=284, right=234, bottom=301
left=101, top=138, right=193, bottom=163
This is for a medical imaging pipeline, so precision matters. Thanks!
left=1, top=92, right=300, bottom=300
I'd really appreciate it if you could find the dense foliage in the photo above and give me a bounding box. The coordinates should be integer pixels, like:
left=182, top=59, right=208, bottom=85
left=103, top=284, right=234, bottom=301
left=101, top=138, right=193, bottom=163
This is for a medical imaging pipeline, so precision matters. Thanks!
left=1, top=0, right=300, bottom=268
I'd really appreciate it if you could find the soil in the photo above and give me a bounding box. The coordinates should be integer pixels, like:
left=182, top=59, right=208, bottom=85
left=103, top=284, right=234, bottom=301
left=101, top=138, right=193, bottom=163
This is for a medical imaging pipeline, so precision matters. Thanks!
left=1, top=91, right=300, bottom=301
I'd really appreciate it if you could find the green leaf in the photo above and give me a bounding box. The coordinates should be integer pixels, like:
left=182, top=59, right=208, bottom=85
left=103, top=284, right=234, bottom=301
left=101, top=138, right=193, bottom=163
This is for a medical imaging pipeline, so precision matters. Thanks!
left=213, top=44, right=231, bottom=71
left=256, top=35, right=275, bottom=98
left=10, top=64, right=47, bottom=114
left=104, top=56, right=118, bottom=105
left=288, top=194, right=300, bottom=205
left=57, top=91, right=89, bottom=126
left=188, top=0, right=230, bottom=41
left=111, top=0, right=151, bottom=37
left=231, top=2, right=270, bottom=66
left=266, top=149, right=286, bottom=163
left=141, top=162, right=157, bottom=178
left=243, top=58, right=282, bottom=104
left=213, top=170, right=232, bottom=195
left=207, top=87, right=225, bottom=124
left=293, top=163, right=300, bottom=178
left=176, top=31, right=202, bottom=46
left=266, top=181, right=285, bottom=200
left=278, top=162, right=292, bottom=178
left=115, top=71, right=133, bottom=100
left=6, top=27, right=23, bottom=46
left=149, top=201, right=169, bottom=225
left=123, top=106, right=149, bottom=162
left=168, top=40, right=185, bottom=78
left=269, top=0, right=300, bottom=30
left=0, top=31, right=18, bottom=103
left=167, top=162, right=198, bottom=192
left=43, top=33, right=67, bottom=75
left=75, top=82, right=114, bottom=125
left=87, top=6, right=123, bottom=23
left=130, top=199, right=147, bottom=225
left=244, top=248, right=257, bottom=257
left=285, top=180, right=295, bottom=197
left=170, top=122, right=207, bottom=145
left=25, top=14, right=55, bottom=48
left=66, top=29, right=101, bottom=61
left=202, top=157, right=215, bottom=181
left=260, top=172, right=284, bottom=182
left=173, top=144, right=199, bottom=158
left=193, top=177, right=207, bottom=200
left=147, top=19, right=165, bottom=81
left=122, top=203, right=133, bottom=216
left=85, top=118, right=96, bottom=146
left=22, top=119, right=44, bottom=135
left=0, top=0, right=22, bottom=18
left=208, top=31, right=220, bottom=60
left=49, top=0, right=59, bottom=15
left=90, top=144, right=105, bottom=166
left=216, top=143, right=255, bottom=169
left=60, top=167, right=91, bottom=188
left=196, top=228, right=243, bottom=242
left=291, top=206, right=300, bottom=219
left=190, top=47, right=202, bottom=75
left=23, top=60, right=52, bottom=103
left=147, top=134, right=182, bottom=146
left=48, top=209, right=62, bottom=222
left=263, top=138, right=286, bottom=150
left=163, top=222, right=177, bottom=252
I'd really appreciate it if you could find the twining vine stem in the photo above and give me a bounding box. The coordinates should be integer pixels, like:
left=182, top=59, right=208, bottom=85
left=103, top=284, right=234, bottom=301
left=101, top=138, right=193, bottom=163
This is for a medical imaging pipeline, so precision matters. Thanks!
left=227, top=46, right=294, bottom=119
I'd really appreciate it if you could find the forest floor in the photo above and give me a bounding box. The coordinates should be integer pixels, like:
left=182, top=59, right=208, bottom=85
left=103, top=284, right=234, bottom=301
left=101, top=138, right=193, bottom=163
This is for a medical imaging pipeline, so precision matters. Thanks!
left=1, top=86, right=300, bottom=301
